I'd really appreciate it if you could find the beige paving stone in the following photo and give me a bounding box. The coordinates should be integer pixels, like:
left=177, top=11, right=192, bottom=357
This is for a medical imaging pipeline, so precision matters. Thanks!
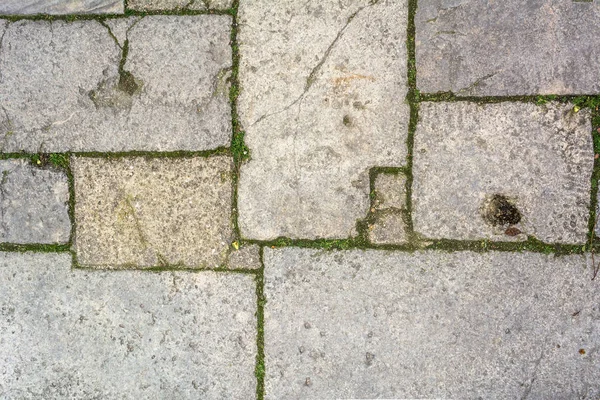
left=73, top=156, right=234, bottom=268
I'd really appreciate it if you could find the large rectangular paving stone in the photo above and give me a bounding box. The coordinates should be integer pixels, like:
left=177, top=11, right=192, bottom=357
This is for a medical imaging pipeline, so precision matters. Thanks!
left=0, top=0, right=123, bottom=15
left=0, top=159, right=70, bottom=244
left=0, top=16, right=231, bottom=152
left=0, top=252, right=256, bottom=399
left=264, top=248, right=600, bottom=399
left=416, top=0, right=600, bottom=95
left=237, top=0, right=409, bottom=240
left=413, top=102, right=593, bottom=244
left=127, top=0, right=232, bottom=11
left=73, top=156, right=233, bottom=268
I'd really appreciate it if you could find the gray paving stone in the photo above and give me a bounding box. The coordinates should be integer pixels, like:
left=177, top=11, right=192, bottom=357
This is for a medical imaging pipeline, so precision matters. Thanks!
left=413, top=101, right=593, bottom=244
left=0, top=252, right=257, bottom=399
left=127, top=0, right=232, bottom=11
left=373, top=172, right=406, bottom=211
left=238, top=0, right=409, bottom=240
left=368, top=211, right=407, bottom=245
left=73, top=156, right=233, bottom=268
left=264, top=248, right=600, bottom=399
left=0, top=16, right=231, bottom=152
left=416, top=0, right=600, bottom=95
left=368, top=171, right=408, bottom=244
left=0, top=0, right=123, bottom=15
left=0, top=159, right=70, bottom=244
left=228, top=243, right=261, bottom=270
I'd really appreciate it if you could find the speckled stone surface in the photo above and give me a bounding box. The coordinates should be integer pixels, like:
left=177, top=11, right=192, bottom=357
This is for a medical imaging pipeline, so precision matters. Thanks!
left=264, top=248, right=600, bottom=399
left=127, top=0, right=232, bottom=11
left=413, top=101, right=593, bottom=244
left=0, top=252, right=257, bottom=399
left=237, top=0, right=409, bottom=240
left=0, top=0, right=123, bottom=15
left=416, top=0, right=600, bottom=95
left=72, top=156, right=233, bottom=268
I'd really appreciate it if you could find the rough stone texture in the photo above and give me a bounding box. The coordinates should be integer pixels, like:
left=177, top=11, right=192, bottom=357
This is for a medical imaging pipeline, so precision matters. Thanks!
left=368, top=171, right=408, bottom=244
left=0, top=16, right=231, bottom=152
left=228, top=244, right=261, bottom=270
left=264, top=248, right=600, bottom=399
left=73, top=156, right=233, bottom=268
left=238, top=0, right=409, bottom=240
left=0, top=0, right=123, bottom=15
left=413, top=102, right=593, bottom=244
left=0, top=252, right=257, bottom=399
left=368, top=212, right=407, bottom=245
left=416, top=0, right=600, bottom=95
left=127, top=0, right=232, bottom=11
left=0, top=159, right=70, bottom=244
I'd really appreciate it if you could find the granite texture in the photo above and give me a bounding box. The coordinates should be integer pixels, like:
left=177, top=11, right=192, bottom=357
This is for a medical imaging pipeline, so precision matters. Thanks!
left=264, top=248, right=600, bottom=399
left=0, top=252, right=257, bottom=399
left=72, top=156, right=234, bottom=268
left=237, top=0, right=409, bottom=240
left=127, top=0, right=232, bottom=10
left=413, top=101, right=593, bottom=244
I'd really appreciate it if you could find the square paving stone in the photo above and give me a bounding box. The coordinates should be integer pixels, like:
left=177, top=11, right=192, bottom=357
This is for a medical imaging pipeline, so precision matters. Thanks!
left=127, top=0, right=232, bottom=10
left=237, top=0, right=409, bottom=240
left=416, top=0, right=600, bottom=95
left=0, top=252, right=257, bottom=399
left=413, top=101, right=593, bottom=244
left=0, top=0, right=123, bottom=14
left=0, top=159, right=70, bottom=244
left=264, top=248, right=600, bottom=399
left=73, top=156, right=233, bottom=268
left=0, top=16, right=231, bottom=152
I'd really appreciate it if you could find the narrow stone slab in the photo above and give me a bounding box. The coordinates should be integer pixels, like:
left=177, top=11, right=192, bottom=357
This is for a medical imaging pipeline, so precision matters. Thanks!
left=264, top=248, right=599, bottom=399
left=73, top=156, right=233, bottom=268
left=0, top=252, right=256, bottom=398
left=368, top=171, right=408, bottom=244
left=413, top=102, right=593, bottom=244
left=0, top=0, right=123, bottom=15
left=238, top=0, right=409, bottom=240
left=0, top=16, right=231, bottom=152
left=0, top=159, right=70, bottom=244
left=127, top=0, right=232, bottom=10
left=416, top=0, right=600, bottom=95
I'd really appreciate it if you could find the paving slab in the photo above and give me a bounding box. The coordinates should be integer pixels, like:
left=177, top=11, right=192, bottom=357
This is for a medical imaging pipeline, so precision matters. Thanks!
left=237, top=0, right=409, bottom=240
left=127, top=0, right=232, bottom=11
left=368, top=171, right=408, bottom=244
left=416, top=0, right=600, bottom=95
left=228, top=243, right=261, bottom=270
left=0, top=159, right=70, bottom=244
left=0, top=0, right=123, bottom=15
left=413, top=101, right=593, bottom=244
left=0, top=16, right=231, bottom=152
left=73, top=156, right=233, bottom=268
left=0, top=252, right=256, bottom=399
left=264, top=248, right=600, bottom=399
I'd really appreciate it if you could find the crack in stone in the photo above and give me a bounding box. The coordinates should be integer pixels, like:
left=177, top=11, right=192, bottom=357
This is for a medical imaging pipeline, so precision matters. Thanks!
left=520, top=348, right=545, bottom=400
left=251, top=0, right=381, bottom=127
left=457, top=71, right=500, bottom=94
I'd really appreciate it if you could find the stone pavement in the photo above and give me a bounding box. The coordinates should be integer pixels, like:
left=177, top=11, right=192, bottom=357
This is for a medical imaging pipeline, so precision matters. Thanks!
left=0, top=0, right=599, bottom=399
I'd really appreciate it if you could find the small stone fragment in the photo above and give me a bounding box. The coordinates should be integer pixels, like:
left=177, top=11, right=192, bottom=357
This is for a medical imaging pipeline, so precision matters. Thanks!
left=0, top=159, right=70, bottom=244
left=227, top=244, right=261, bottom=270
left=374, top=172, right=406, bottom=211
left=73, top=156, right=233, bottom=268
left=368, top=212, right=408, bottom=245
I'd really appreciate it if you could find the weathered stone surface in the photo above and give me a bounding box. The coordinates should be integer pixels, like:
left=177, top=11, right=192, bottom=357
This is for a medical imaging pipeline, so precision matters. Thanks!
left=416, top=0, right=600, bottom=95
left=0, top=16, right=231, bottom=152
left=0, top=159, right=70, bottom=244
left=228, top=243, right=261, bottom=270
left=413, top=102, right=593, bottom=244
left=127, top=0, right=232, bottom=11
left=73, top=156, right=233, bottom=268
left=0, top=252, right=257, bottom=399
left=264, top=248, right=600, bottom=399
left=368, top=212, right=407, bottom=245
left=238, top=0, right=409, bottom=240
left=373, top=172, right=406, bottom=211
left=0, top=0, right=123, bottom=15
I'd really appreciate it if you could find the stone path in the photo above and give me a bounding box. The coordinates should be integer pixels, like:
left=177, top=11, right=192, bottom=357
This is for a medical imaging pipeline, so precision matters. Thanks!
left=0, top=0, right=599, bottom=399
